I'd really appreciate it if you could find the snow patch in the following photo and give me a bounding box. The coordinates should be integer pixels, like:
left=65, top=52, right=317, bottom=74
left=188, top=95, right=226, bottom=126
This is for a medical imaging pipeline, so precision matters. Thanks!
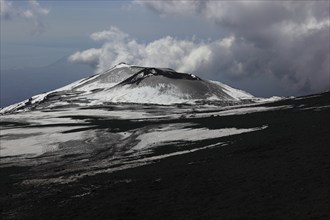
left=88, top=84, right=194, bottom=105
left=218, top=105, right=292, bottom=116
left=110, top=63, right=131, bottom=70
left=133, top=125, right=268, bottom=150
left=210, top=80, right=254, bottom=100
left=0, top=126, right=93, bottom=157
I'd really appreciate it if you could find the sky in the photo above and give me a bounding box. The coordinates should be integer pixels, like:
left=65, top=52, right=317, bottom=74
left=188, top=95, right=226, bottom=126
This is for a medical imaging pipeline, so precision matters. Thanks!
left=1, top=0, right=329, bottom=107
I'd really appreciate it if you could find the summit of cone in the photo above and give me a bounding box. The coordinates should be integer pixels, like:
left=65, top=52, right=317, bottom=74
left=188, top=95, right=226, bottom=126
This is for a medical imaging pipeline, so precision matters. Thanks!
left=1, top=63, right=257, bottom=114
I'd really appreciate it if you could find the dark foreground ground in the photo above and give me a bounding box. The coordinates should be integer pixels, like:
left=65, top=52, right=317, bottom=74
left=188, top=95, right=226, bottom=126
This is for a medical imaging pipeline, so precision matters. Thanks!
left=1, top=92, right=330, bottom=219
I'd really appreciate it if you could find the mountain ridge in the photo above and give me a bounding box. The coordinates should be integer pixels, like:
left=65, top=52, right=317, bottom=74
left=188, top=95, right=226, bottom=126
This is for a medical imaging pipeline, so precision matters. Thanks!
left=1, top=63, right=260, bottom=114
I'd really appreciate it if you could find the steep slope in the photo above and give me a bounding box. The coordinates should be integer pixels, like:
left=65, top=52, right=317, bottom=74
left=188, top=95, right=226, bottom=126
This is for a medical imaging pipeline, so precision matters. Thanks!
left=0, top=63, right=255, bottom=113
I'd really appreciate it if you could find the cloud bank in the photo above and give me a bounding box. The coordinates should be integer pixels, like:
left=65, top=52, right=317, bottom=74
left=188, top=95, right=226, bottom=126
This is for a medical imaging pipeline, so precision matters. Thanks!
left=69, top=26, right=218, bottom=74
left=0, top=0, right=49, bottom=34
left=70, top=1, right=329, bottom=95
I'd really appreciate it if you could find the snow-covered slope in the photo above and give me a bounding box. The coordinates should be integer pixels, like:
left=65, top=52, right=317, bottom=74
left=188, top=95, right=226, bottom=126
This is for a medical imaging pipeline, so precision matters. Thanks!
left=1, top=63, right=257, bottom=113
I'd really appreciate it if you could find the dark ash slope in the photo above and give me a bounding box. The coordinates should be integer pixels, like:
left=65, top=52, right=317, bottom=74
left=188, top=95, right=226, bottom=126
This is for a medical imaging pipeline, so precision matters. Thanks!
left=1, top=92, right=329, bottom=219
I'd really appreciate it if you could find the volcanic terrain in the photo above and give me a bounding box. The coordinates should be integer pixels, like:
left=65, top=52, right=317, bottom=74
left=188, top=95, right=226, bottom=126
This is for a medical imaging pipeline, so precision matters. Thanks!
left=1, top=64, right=329, bottom=219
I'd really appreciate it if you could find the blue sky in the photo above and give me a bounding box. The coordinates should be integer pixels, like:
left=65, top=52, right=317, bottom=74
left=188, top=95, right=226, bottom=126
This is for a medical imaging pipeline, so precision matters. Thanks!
left=1, top=1, right=138, bottom=69
left=1, top=0, right=227, bottom=69
left=1, top=0, right=329, bottom=107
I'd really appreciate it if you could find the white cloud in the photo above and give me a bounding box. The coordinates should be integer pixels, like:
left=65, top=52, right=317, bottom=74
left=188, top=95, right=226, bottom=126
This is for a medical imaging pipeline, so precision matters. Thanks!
left=70, top=1, right=329, bottom=95
left=28, top=0, right=49, bottom=16
left=90, top=26, right=129, bottom=41
left=68, top=48, right=102, bottom=68
left=0, top=0, right=14, bottom=19
left=69, top=27, right=242, bottom=77
left=0, top=0, right=49, bottom=34
left=69, top=22, right=329, bottom=95
left=135, top=0, right=330, bottom=94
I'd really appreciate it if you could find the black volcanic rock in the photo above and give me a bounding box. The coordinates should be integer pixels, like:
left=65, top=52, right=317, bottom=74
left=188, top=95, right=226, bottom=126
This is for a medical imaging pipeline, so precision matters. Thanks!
left=118, top=67, right=201, bottom=86
left=1, top=91, right=329, bottom=219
